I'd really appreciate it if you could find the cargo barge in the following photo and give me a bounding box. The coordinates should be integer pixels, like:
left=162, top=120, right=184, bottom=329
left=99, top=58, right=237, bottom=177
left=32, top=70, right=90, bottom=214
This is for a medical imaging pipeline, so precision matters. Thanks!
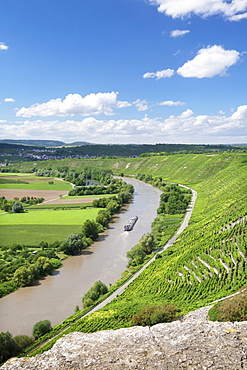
left=124, top=215, right=138, bottom=231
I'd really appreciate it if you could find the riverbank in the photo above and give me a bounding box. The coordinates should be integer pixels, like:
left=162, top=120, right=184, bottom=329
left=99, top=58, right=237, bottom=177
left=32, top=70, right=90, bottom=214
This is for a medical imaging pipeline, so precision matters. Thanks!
left=0, top=178, right=162, bottom=336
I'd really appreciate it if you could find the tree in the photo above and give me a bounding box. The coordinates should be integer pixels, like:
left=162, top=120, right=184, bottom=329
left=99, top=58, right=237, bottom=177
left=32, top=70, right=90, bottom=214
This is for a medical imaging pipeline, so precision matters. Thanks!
left=139, top=233, right=156, bottom=255
left=106, top=199, right=120, bottom=215
left=13, top=266, right=34, bottom=287
left=96, top=209, right=111, bottom=228
left=12, top=201, right=24, bottom=213
left=127, top=244, right=146, bottom=267
left=81, top=220, right=99, bottom=240
left=32, top=320, right=52, bottom=339
left=0, top=332, right=19, bottom=363
left=60, top=233, right=85, bottom=256
left=82, top=280, right=108, bottom=308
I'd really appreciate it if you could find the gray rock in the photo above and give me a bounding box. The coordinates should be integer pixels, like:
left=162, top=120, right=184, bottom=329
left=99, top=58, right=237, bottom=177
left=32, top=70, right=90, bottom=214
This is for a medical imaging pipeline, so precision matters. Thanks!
left=2, top=318, right=247, bottom=369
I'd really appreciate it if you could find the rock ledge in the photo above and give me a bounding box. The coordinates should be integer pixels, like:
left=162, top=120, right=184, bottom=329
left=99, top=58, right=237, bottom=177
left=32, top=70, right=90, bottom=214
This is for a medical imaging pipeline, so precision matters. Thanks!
left=2, top=316, right=247, bottom=369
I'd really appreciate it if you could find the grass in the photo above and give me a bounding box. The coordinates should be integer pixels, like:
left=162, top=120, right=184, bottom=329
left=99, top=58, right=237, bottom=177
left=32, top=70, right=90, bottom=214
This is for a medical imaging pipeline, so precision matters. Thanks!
left=28, top=203, right=93, bottom=209
left=0, top=208, right=99, bottom=225
left=62, top=194, right=114, bottom=199
left=0, top=179, right=72, bottom=191
left=0, top=225, right=83, bottom=245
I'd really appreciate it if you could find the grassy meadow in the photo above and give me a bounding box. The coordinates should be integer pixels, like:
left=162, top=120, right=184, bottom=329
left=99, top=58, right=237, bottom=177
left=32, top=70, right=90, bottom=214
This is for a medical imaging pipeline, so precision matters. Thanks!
left=0, top=208, right=99, bottom=246
left=0, top=179, right=72, bottom=191
left=0, top=225, right=84, bottom=245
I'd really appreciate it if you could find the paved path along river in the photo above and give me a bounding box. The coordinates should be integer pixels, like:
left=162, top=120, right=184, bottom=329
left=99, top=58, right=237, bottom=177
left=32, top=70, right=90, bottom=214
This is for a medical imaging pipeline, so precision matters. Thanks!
left=0, top=178, right=161, bottom=336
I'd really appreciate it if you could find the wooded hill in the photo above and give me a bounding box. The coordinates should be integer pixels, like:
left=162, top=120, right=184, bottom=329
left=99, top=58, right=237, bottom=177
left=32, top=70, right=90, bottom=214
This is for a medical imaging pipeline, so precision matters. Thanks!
left=0, top=141, right=245, bottom=163
left=5, top=153, right=247, bottom=348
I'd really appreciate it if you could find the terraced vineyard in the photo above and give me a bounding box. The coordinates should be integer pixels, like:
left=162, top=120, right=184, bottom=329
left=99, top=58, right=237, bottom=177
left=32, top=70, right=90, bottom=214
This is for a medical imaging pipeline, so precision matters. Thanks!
left=7, top=153, right=247, bottom=336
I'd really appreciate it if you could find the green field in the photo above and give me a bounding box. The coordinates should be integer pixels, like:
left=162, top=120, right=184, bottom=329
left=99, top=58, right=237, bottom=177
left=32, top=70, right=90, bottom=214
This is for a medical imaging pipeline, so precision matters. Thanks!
left=28, top=203, right=93, bottom=209
left=0, top=173, right=36, bottom=177
left=62, top=194, right=113, bottom=199
left=0, top=180, right=72, bottom=191
left=0, top=208, right=100, bottom=246
left=0, top=208, right=99, bottom=225
left=0, top=225, right=83, bottom=245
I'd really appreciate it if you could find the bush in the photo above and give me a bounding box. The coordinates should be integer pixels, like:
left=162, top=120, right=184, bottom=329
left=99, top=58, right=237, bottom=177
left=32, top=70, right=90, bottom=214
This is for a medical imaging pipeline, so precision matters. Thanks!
left=13, top=335, right=34, bottom=351
left=32, top=320, right=52, bottom=339
left=12, top=201, right=24, bottom=213
left=208, top=289, right=247, bottom=322
left=131, top=302, right=181, bottom=327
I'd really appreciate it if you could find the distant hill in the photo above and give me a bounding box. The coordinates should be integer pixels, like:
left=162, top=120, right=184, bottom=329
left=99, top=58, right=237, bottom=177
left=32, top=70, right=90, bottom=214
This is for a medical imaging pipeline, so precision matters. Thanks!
left=0, top=141, right=245, bottom=163
left=0, top=139, right=92, bottom=147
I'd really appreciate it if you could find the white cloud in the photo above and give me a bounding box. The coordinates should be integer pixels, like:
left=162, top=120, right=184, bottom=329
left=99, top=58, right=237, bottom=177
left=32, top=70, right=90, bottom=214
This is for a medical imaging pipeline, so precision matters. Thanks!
left=143, top=68, right=175, bottom=80
left=133, top=99, right=149, bottom=111
left=16, top=92, right=131, bottom=118
left=0, top=42, right=8, bottom=50
left=0, top=120, right=7, bottom=123
left=4, top=98, right=15, bottom=102
left=2, top=105, right=246, bottom=144
left=229, top=12, right=247, bottom=20
left=231, top=105, right=247, bottom=120
left=158, top=100, right=185, bottom=106
left=170, top=29, right=190, bottom=38
left=149, top=0, right=247, bottom=21
left=177, top=45, right=240, bottom=78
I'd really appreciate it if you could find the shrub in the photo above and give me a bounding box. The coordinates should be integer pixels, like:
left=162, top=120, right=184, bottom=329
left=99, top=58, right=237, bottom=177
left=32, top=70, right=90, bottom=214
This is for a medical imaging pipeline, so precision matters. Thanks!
left=209, top=289, right=247, bottom=322
left=12, top=201, right=24, bottom=213
left=13, top=335, right=34, bottom=351
left=32, top=320, right=52, bottom=339
left=131, top=302, right=181, bottom=327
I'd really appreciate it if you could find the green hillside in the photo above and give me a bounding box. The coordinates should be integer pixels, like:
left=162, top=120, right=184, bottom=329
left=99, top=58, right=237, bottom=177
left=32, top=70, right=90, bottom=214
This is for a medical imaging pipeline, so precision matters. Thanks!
left=5, top=153, right=247, bottom=335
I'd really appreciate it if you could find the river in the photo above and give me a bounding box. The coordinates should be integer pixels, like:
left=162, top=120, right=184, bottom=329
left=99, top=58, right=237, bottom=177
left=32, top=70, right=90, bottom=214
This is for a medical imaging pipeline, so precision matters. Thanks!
left=0, top=178, right=161, bottom=336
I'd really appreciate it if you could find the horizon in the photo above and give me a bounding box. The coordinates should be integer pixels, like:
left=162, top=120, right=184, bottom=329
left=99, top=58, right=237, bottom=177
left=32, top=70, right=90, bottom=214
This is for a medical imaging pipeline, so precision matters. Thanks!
left=0, top=0, right=247, bottom=144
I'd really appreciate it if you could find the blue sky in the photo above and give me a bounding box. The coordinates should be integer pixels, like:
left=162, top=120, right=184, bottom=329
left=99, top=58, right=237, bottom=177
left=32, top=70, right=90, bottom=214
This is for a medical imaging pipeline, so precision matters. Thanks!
left=0, top=0, right=247, bottom=144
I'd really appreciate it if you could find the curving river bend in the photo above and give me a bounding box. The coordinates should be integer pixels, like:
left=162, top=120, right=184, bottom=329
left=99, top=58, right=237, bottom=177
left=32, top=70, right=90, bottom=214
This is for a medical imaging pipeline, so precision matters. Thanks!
left=0, top=178, right=161, bottom=336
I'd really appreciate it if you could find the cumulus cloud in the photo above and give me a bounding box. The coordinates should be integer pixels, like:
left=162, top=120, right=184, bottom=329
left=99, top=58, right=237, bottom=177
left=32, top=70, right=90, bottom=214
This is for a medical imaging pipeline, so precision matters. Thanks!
left=0, top=42, right=8, bottom=50
left=177, top=45, right=240, bottom=78
left=133, top=99, right=149, bottom=111
left=2, top=105, right=246, bottom=144
left=143, top=69, right=175, bottom=80
left=16, top=92, right=131, bottom=118
left=170, top=29, right=190, bottom=37
left=149, top=0, right=247, bottom=21
left=158, top=100, right=185, bottom=106
left=4, top=98, right=15, bottom=102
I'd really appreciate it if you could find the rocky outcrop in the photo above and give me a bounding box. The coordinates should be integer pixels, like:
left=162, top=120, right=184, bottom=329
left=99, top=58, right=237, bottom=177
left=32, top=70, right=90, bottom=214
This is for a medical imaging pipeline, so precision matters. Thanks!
left=2, top=316, right=247, bottom=370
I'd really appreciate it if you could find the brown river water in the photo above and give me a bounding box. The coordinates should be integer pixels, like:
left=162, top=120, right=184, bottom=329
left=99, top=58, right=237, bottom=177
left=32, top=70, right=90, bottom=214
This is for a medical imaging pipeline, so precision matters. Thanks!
left=0, top=178, right=161, bottom=336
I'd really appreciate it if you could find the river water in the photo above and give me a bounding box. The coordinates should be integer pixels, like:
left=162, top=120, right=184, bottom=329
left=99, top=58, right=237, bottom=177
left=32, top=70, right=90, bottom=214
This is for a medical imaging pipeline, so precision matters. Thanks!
left=0, top=178, right=161, bottom=336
